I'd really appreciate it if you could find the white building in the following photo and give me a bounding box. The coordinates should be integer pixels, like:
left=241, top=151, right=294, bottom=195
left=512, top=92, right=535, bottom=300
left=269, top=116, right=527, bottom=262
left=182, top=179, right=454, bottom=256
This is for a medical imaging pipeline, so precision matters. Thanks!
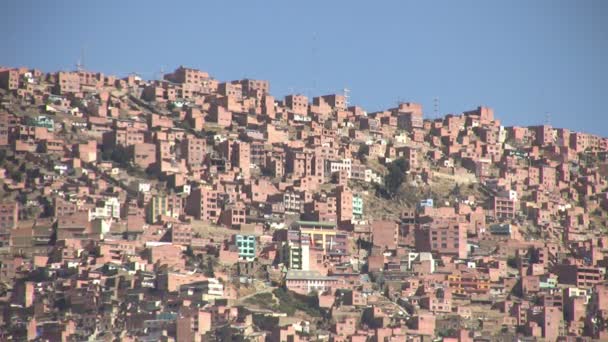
left=90, top=197, right=121, bottom=220
left=326, top=158, right=352, bottom=177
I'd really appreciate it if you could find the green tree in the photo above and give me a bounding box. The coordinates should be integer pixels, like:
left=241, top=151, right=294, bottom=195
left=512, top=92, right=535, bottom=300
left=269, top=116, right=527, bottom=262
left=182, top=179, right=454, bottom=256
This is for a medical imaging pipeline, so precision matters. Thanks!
left=204, top=257, right=216, bottom=277
left=17, top=192, right=27, bottom=205
left=383, top=158, right=407, bottom=198
left=507, top=256, right=518, bottom=268
left=26, top=167, right=41, bottom=180
left=451, top=183, right=461, bottom=197
left=25, top=206, right=41, bottom=219
left=111, top=145, right=131, bottom=166
left=0, top=149, right=6, bottom=165
left=12, top=171, right=23, bottom=183
left=357, top=144, right=369, bottom=161
left=102, top=145, right=131, bottom=166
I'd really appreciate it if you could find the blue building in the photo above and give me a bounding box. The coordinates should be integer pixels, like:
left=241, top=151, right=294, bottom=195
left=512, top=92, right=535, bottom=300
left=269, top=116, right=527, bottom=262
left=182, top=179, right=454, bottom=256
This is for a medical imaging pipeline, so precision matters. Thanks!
left=418, top=198, right=434, bottom=210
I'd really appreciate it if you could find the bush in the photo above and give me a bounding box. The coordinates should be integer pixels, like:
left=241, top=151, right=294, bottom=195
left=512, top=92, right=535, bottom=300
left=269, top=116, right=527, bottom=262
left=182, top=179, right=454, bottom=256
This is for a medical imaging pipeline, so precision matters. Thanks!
left=244, top=292, right=275, bottom=309
left=244, top=288, right=323, bottom=317
left=273, top=288, right=321, bottom=317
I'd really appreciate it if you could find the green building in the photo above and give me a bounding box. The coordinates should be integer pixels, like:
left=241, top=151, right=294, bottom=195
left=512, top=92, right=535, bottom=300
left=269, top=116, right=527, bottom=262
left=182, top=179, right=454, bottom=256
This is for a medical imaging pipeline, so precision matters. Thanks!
left=28, top=115, right=55, bottom=131
left=353, top=194, right=363, bottom=219
left=236, top=235, right=256, bottom=260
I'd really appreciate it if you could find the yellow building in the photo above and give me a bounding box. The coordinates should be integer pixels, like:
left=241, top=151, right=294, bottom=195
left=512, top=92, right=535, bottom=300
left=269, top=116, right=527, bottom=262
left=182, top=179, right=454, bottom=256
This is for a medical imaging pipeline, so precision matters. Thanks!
left=292, top=221, right=338, bottom=254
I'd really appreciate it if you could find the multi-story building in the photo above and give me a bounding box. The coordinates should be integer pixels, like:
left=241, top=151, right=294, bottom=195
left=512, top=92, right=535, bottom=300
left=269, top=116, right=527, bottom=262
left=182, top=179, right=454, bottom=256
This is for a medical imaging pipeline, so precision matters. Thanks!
left=280, top=230, right=310, bottom=271
left=554, top=264, right=603, bottom=289
left=285, top=270, right=340, bottom=295
left=293, top=221, right=337, bottom=254
left=285, top=94, right=309, bottom=116
left=0, top=69, right=19, bottom=90
left=494, top=195, right=517, bottom=220
left=89, top=197, right=121, bottom=220
left=182, top=137, right=206, bottom=166
left=235, top=235, right=256, bottom=261
left=415, top=221, right=467, bottom=259
left=395, top=102, right=423, bottom=132
left=56, top=71, right=80, bottom=94
left=171, top=224, right=193, bottom=246
left=186, top=185, right=220, bottom=223
left=133, top=143, right=156, bottom=169
left=335, top=186, right=353, bottom=224
left=179, top=279, right=224, bottom=301
left=283, top=190, right=305, bottom=213
left=0, top=202, right=18, bottom=230
left=164, top=66, right=210, bottom=90
left=146, top=194, right=184, bottom=224
left=0, top=112, right=11, bottom=146
left=326, top=158, right=352, bottom=177
left=352, top=194, right=363, bottom=220
left=372, top=220, right=399, bottom=250
left=219, top=202, right=246, bottom=229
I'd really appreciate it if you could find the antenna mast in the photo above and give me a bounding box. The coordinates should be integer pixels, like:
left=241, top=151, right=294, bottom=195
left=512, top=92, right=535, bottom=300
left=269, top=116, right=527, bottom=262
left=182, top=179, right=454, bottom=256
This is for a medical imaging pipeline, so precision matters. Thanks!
left=76, top=46, right=85, bottom=72
left=343, top=88, right=350, bottom=108
left=158, top=66, right=165, bottom=81
left=433, top=97, right=439, bottom=118
left=312, top=33, right=318, bottom=95
left=396, top=97, right=404, bottom=108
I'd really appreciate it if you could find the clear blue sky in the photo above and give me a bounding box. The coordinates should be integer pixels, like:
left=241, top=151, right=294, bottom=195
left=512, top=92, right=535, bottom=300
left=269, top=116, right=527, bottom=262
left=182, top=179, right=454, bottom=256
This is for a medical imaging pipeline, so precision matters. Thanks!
left=2, top=1, right=607, bottom=136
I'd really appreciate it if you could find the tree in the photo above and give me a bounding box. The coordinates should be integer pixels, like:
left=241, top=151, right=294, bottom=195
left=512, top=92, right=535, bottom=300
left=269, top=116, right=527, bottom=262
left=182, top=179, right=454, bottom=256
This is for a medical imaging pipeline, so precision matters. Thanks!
left=507, top=256, right=518, bottom=268
left=102, top=145, right=131, bottom=166
left=17, top=192, right=27, bottom=205
left=451, top=183, right=461, bottom=197
left=357, top=144, right=369, bottom=161
left=204, top=257, right=216, bottom=277
left=12, top=171, right=23, bottom=183
left=39, top=197, right=53, bottom=217
left=110, top=145, right=131, bottom=166
left=26, top=167, right=41, bottom=180
left=383, top=158, right=407, bottom=198
left=25, top=206, right=41, bottom=220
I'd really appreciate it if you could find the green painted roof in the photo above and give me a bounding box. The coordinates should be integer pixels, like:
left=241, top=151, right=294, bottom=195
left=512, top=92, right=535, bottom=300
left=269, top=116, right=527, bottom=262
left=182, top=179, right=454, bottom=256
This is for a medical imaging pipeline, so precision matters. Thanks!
left=294, top=220, right=336, bottom=228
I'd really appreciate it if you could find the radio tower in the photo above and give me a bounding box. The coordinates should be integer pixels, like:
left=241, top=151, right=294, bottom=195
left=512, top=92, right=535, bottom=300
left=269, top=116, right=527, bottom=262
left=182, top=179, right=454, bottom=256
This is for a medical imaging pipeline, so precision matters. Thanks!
left=156, top=66, right=165, bottom=81
left=396, top=97, right=405, bottom=107
left=343, top=88, right=350, bottom=108
left=433, top=97, right=440, bottom=118
left=545, top=112, right=551, bottom=126
left=312, top=33, right=318, bottom=95
left=75, top=46, right=85, bottom=72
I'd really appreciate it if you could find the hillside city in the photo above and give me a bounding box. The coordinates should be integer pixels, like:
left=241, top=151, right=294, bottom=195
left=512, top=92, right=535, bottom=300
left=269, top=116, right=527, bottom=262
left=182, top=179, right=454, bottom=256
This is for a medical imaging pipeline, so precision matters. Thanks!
left=0, top=65, right=607, bottom=341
